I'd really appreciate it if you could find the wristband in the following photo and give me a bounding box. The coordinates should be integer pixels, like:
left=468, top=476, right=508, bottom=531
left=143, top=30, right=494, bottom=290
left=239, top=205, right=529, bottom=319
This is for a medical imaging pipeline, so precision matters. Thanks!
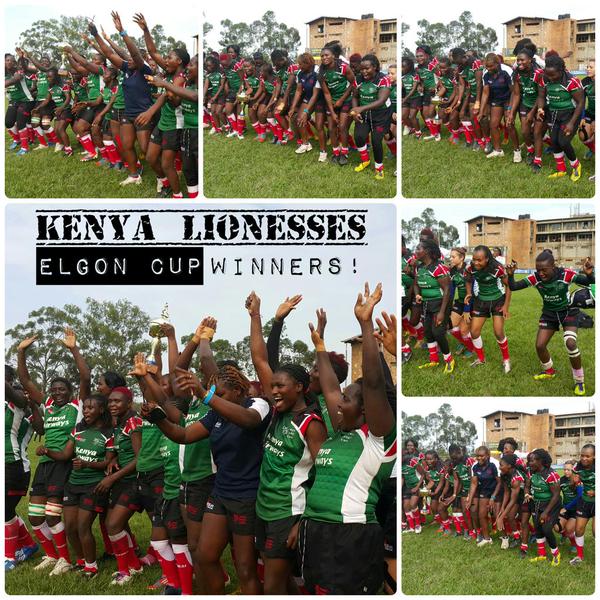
left=303, top=108, right=309, bottom=114
left=505, top=106, right=512, bottom=110
left=199, top=327, right=215, bottom=341
left=120, top=30, right=127, bottom=38
left=491, top=494, right=496, bottom=501
left=315, top=342, right=326, bottom=352
left=203, top=384, right=217, bottom=405
left=145, top=404, right=167, bottom=423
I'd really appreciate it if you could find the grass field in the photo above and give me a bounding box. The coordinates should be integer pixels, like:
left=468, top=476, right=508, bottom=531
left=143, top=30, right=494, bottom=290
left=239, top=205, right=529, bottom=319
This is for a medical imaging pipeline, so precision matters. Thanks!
left=402, top=278, right=595, bottom=396
left=401, top=123, right=596, bottom=198
left=4, top=133, right=190, bottom=199
left=401, top=514, right=595, bottom=594
left=4, top=439, right=238, bottom=595
left=203, top=126, right=397, bottom=198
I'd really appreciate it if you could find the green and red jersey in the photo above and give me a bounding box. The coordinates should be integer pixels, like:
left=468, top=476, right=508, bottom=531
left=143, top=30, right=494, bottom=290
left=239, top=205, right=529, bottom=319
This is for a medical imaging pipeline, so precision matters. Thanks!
left=205, top=71, right=223, bottom=97
left=513, top=68, right=542, bottom=110
left=137, top=419, right=165, bottom=473
left=530, top=468, right=560, bottom=501
left=5, top=401, right=33, bottom=468
left=68, top=423, right=112, bottom=485
left=466, top=263, right=506, bottom=301
left=520, top=267, right=588, bottom=311
left=354, top=73, right=392, bottom=112
left=181, top=398, right=214, bottom=483
left=5, top=71, right=34, bottom=102
left=320, top=62, right=351, bottom=102
left=39, top=398, right=82, bottom=464
left=401, top=454, right=421, bottom=488
left=158, top=71, right=185, bottom=131
left=401, top=71, right=420, bottom=97
left=416, top=261, right=450, bottom=300
left=110, top=413, right=142, bottom=481
left=85, top=66, right=105, bottom=101
left=535, top=70, right=583, bottom=111
left=415, top=58, right=438, bottom=92
left=573, top=463, right=595, bottom=503
left=160, top=436, right=182, bottom=500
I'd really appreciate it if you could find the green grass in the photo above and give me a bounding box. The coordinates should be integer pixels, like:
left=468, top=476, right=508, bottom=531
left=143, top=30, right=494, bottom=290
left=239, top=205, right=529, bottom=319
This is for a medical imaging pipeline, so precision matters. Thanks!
left=5, top=439, right=238, bottom=595
left=402, top=279, right=595, bottom=396
left=5, top=132, right=189, bottom=199
left=203, top=126, right=397, bottom=198
left=401, top=122, right=595, bottom=198
left=402, top=514, right=595, bottom=594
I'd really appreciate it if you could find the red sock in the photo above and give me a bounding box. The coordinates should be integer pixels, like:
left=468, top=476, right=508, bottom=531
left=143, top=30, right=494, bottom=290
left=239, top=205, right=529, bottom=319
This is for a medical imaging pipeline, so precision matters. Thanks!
left=32, top=524, right=58, bottom=559
left=425, top=119, right=437, bottom=136
left=78, top=134, right=96, bottom=155
left=46, top=128, right=59, bottom=144
left=567, top=532, right=576, bottom=547
left=497, top=337, right=510, bottom=361
left=5, top=519, right=19, bottom=560
left=347, top=133, right=356, bottom=148
left=17, top=517, right=34, bottom=547
left=461, top=122, right=473, bottom=143
left=341, top=146, right=349, bottom=156
left=159, top=555, right=180, bottom=589
left=534, top=155, right=542, bottom=166
left=18, top=128, right=29, bottom=150
left=442, top=519, right=451, bottom=532
left=513, top=530, right=521, bottom=541
left=34, top=128, right=48, bottom=146
left=458, top=514, right=467, bottom=531
left=449, top=328, right=463, bottom=344
left=427, top=343, right=439, bottom=363
left=110, top=532, right=131, bottom=574
left=49, top=523, right=71, bottom=561
left=472, top=337, right=485, bottom=362
left=414, top=322, right=425, bottom=341
left=7, top=127, right=19, bottom=142
left=575, top=536, right=584, bottom=559
left=543, top=134, right=552, bottom=146
left=461, top=334, right=475, bottom=352
left=553, top=153, right=567, bottom=172
left=99, top=146, right=110, bottom=161
left=402, top=316, right=416, bottom=336
left=434, top=513, right=443, bottom=525
left=173, top=545, right=193, bottom=594
left=100, top=520, right=113, bottom=555
left=583, top=139, right=595, bottom=153
left=570, top=158, right=580, bottom=170
left=537, top=539, right=547, bottom=557
left=505, top=522, right=512, bottom=535
left=386, top=139, right=397, bottom=155
left=406, top=512, right=416, bottom=529
left=357, top=145, right=369, bottom=162
left=453, top=516, right=463, bottom=534
left=27, top=126, right=35, bottom=142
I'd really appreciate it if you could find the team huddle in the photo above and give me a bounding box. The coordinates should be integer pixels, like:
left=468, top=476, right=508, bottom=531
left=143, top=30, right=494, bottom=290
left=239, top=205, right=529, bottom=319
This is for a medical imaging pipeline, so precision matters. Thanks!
left=4, top=285, right=397, bottom=595
left=402, top=229, right=595, bottom=395
left=5, top=12, right=198, bottom=198
left=402, top=38, right=595, bottom=182
left=402, top=438, right=595, bottom=568
left=203, top=42, right=397, bottom=178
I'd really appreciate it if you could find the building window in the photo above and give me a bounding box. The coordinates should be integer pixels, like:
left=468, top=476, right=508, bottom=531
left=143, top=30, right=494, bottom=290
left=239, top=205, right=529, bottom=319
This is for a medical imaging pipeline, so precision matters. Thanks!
left=565, top=233, right=577, bottom=241
left=555, top=418, right=566, bottom=426
left=537, top=224, right=547, bottom=232
left=515, top=25, right=521, bottom=34
left=567, top=428, right=581, bottom=437
left=582, top=416, right=594, bottom=424
left=536, top=235, right=548, bottom=242
left=555, top=429, right=566, bottom=438
left=551, top=223, right=562, bottom=230
left=583, top=427, right=595, bottom=436
left=329, top=21, right=343, bottom=26
left=380, top=23, right=394, bottom=32
left=549, top=234, right=561, bottom=242
left=568, top=418, right=581, bottom=426
left=379, top=34, right=396, bottom=43
left=476, top=224, right=482, bottom=232
left=579, top=233, right=593, bottom=240
left=317, top=25, right=324, bottom=33
left=494, top=418, right=500, bottom=428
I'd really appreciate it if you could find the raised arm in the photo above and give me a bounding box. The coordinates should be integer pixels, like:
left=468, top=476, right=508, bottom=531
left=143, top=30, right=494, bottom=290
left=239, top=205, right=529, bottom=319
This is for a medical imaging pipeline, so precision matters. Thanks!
left=16, top=336, right=44, bottom=405
left=88, top=22, right=125, bottom=68
left=132, top=13, right=168, bottom=70
left=354, top=283, right=394, bottom=437
left=267, top=294, right=303, bottom=369
left=246, top=291, right=273, bottom=396
left=196, top=317, right=219, bottom=383
left=111, top=11, right=144, bottom=71
left=61, top=327, right=91, bottom=400
left=17, top=48, right=49, bottom=72
left=64, top=46, right=102, bottom=75
left=159, top=324, right=180, bottom=375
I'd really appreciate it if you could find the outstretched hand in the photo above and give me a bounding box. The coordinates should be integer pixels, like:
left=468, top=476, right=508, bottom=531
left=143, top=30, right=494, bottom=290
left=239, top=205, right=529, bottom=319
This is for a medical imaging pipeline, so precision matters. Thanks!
left=17, top=335, right=38, bottom=351
left=245, top=291, right=261, bottom=315
left=129, top=352, right=150, bottom=377
left=111, top=11, right=124, bottom=33
left=316, top=307, right=327, bottom=338
left=61, top=326, right=77, bottom=350
left=195, top=316, right=217, bottom=341
left=308, top=322, right=324, bottom=350
left=174, top=367, right=205, bottom=397
left=275, top=294, right=302, bottom=322
left=354, top=282, right=383, bottom=323
left=374, top=311, right=397, bottom=357
left=132, top=13, right=149, bottom=31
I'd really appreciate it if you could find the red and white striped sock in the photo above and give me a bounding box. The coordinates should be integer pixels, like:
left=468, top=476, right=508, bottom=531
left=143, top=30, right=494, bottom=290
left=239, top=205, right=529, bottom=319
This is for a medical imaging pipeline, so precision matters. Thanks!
left=46, top=127, right=59, bottom=144
left=427, top=342, right=439, bottom=363
left=34, top=127, right=48, bottom=146
left=172, top=544, right=193, bottom=594
left=357, top=145, right=369, bottom=163
left=536, top=537, right=547, bottom=557
left=497, top=336, right=510, bottom=361
left=17, top=516, right=35, bottom=548
left=461, top=332, right=475, bottom=352
left=7, top=125, right=19, bottom=142
left=32, top=522, right=58, bottom=558
left=575, top=535, right=584, bottom=559
left=187, top=185, right=198, bottom=199
left=471, top=336, right=485, bottom=362
left=553, top=152, right=567, bottom=172
left=18, top=128, right=29, bottom=150
left=460, top=121, right=473, bottom=143
left=5, top=517, right=19, bottom=560
left=109, top=531, right=131, bottom=574
left=49, top=521, right=71, bottom=561
left=151, top=540, right=181, bottom=589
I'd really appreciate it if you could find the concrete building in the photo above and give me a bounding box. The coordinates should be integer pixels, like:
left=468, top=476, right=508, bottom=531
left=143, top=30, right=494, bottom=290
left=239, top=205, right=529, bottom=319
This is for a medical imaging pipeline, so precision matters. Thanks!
left=466, top=212, right=595, bottom=269
left=483, top=409, right=595, bottom=463
left=341, top=334, right=396, bottom=384
left=503, top=14, right=595, bottom=71
left=306, top=14, right=397, bottom=69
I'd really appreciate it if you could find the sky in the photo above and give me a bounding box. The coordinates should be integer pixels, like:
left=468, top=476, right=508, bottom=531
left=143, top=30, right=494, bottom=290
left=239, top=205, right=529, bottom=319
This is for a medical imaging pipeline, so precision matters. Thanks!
left=406, top=398, right=596, bottom=446
left=402, top=202, right=595, bottom=246
left=203, top=2, right=397, bottom=51
left=401, top=3, right=594, bottom=54
left=3, top=0, right=198, bottom=51
left=4, top=203, right=396, bottom=369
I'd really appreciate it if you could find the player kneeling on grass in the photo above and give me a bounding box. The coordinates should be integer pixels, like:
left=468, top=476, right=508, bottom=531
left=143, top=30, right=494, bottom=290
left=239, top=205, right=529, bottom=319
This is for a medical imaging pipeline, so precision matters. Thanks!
left=524, top=449, right=561, bottom=567
left=37, top=394, right=112, bottom=578
left=506, top=251, right=594, bottom=395
left=413, top=239, right=454, bottom=373
left=534, top=54, right=585, bottom=181
left=352, top=54, right=393, bottom=180
left=570, top=444, right=595, bottom=566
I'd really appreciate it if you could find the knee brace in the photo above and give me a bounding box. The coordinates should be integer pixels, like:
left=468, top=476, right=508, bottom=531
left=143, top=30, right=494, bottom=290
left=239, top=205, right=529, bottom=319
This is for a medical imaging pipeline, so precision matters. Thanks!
left=28, top=503, right=46, bottom=518
left=563, top=331, right=580, bottom=358
left=44, top=502, right=63, bottom=518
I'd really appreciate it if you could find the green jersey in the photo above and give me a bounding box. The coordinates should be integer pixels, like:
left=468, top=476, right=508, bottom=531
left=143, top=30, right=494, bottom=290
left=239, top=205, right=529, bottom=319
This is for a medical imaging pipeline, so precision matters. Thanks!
left=112, top=70, right=125, bottom=110
left=182, top=84, right=198, bottom=128
left=223, top=62, right=243, bottom=93
left=536, top=70, right=583, bottom=111
left=72, top=79, right=88, bottom=102
left=137, top=419, right=164, bottom=473
left=401, top=455, right=420, bottom=488
left=416, top=261, right=451, bottom=300
left=439, top=75, right=455, bottom=98
left=514, top=69, right=540, bottom=110
left=39, top=398, right=81, bottom=464
left=304, top=424, right=396, bottom=524
left=455, top=457, right=476, bottom=494
left=276, top=63, right=298, bottom=96
left=530, top=468, right=560, bottom=501
left=158, top=72, right=184, bottom=131
left=5, top=72, right=34, bottom=102
left=5, top=401, right=33, bottom=466
left=49, top=84, right=70, bottom=106
left=460, top=59, right=483, bottom=98
left=317, top=394, right=335, bottom=438
left=390, top=84, right=397, bottom=109
left=68, top=424, right=112, bottom=485
left=35, top=71, right=49, bottom=100
left=466, top=263, right=506, bottom=301
left=401, top=72, right=419, bottom=97
left=256, top=410, right=322, bottom=520
left=582, top=76, right=595, bottom=118
left=159, top=436, right=182, bottom=500
left=110, top=414, right=142, bottom=481
left=205, top=71, right=222, bottom=97
left=451, top=265, right=468, bottom=302
left=85, top=67, right=104, bottom=101
left=416, top=59, right=438, bottom=91
left=560, top=475, right=578, bottom=505
left=427, top=463, right=442, bottom=485
left=573, top=464, right=595, bottom=503
left=519, top=268, right=588, bottom=311
left=102, top=85, right=115, bottom=121
left=402, top=256, right=414, bottom=295
left=355, top=73, right=392, bottom=111
left=181, top=399, right=214, bottom=482
left=245, top=75, right=260, bottom=94
left=321, top=63, right=351, bottom=102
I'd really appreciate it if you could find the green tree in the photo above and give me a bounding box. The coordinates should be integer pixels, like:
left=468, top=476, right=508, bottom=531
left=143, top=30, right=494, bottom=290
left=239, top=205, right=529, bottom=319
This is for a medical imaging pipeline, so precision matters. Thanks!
left=401, top=23, right=415, bottom=60
left=415, top=11, right=497, bottom=59
left=401, top=209, right=460, bottom=250
left=203, top=21, right=214, bottom=52
left=5, top=299, right=151, bottom=391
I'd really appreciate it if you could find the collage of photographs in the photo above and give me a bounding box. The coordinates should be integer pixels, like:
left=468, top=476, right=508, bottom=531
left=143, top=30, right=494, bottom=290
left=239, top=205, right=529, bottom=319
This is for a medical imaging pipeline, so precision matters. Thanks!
left=0, top=1, right=595, bottom=599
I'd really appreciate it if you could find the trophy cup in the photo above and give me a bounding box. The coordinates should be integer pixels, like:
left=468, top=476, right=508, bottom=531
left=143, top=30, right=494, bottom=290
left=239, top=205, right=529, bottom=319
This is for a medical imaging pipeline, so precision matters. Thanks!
left=236, top=90, right=249, bottom=104
left=148, top=303, right=170, bottom=364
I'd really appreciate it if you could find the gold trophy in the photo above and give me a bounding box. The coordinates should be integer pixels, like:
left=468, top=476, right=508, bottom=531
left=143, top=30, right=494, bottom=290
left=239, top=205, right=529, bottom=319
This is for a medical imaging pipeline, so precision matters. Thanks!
left=148, top=303, right=170, bottom=364
left=58, top=48, right=69, bottom=77
left=236, top=90, right=249, bottom=104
